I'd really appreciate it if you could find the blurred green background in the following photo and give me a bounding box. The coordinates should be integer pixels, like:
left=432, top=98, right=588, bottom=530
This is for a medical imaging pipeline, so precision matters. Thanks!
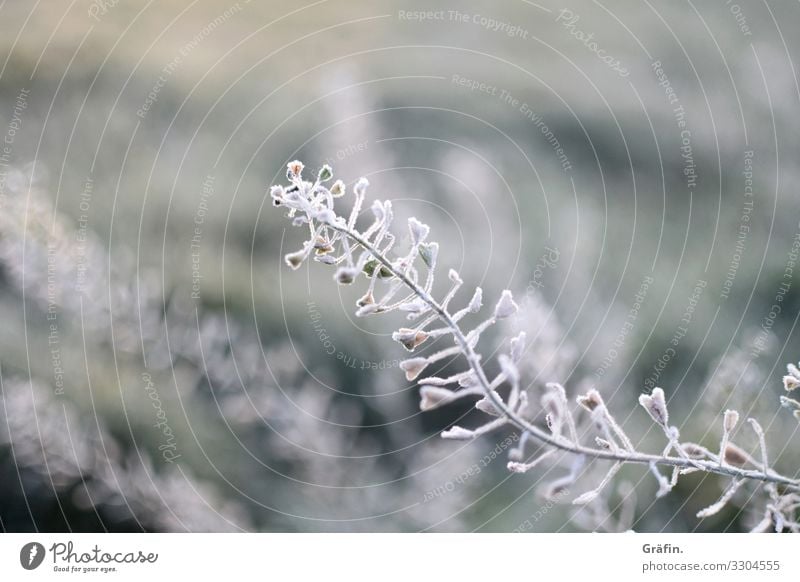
left=1, top=0, right=799, bottom=532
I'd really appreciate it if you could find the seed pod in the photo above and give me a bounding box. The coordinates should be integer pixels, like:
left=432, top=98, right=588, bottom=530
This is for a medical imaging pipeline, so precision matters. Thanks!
left=723, top=409, right=739, bottom=432
left=783, top=374, right=800, bottom=392
left=354, top=177, right=369, bottom=197
left=723, top=443, right=750, bottom=467
left=317, top=164, right=332, bottom=182
left=392, top=328, right=429, bottom=351
left=475, top=396, right=501, bottom=417
left=418, top=242, right=439, bottom=268
left=334, top=266, right=358, bottom=285
left=287, top=160, right=304, bottom=179
left=356, top=292, right=375, bottom=307
left=467, top=287, right=483, bottom=313
left=639, top=388, right=669, bottom=426
left=577, top=389, right=604, bottom=412
left=419, top=386, right=454, bottom=411
left=330, top=179, right=345, bottom=197
left=400, top=357, right=428, bottom=381
left=408, top=217, right=430, bottom=245
left=494, top=290, right=518, bottom=319
left=284, top=249, right=307, bottom=270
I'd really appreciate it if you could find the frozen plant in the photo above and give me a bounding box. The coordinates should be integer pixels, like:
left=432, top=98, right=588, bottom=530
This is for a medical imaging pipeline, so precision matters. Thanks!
left=272, top=161, right=800, bottom=531
left=780, top=361, right=800, bottom=422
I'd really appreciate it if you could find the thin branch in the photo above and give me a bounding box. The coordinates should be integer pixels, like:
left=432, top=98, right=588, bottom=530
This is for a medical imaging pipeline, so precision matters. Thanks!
left=332, top=224, right=800, bottom=491
left=275, top=163, right=800, bottom=501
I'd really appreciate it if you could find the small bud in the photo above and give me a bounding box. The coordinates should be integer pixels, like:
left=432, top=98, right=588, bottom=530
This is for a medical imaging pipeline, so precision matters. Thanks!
left=363, top=259, right=393, bottom=279
left=681, top=443, right=707, bottom=458
left=315, top=255, right=336, bottom=265
left=419, top=242, right=439, bottom=268
left=783, top=375, right=800, bottom=392
left=392, top=327, right=429, bottom=351
left=448, top=269, right=462, bottom=284
left=408, top=217, right=430, bottom=245
left=467, top=287, right=483, bottom=313
left=475, top=396, right=501, bottom=416
left=354, top=177, right=369, bottom=197
left=494, top=290, right=518, bottom=319
left=334, top=266, right=358, bottom=285
left=723, top=443, right=750, bottom=467
left=330, top=179, right=345, bottom=197
left=313, top=235, right=333, bottom=253
left=639, top=387, right=669, bottom=426
left=400, top=357, right=429, bottom=381
left=287, top=160, right=304, bottom=179
left=441, top=426, right=475, bottom=440
left=723, top=409, right=739, bottom=432
left=317, top=164, right=333, bottom=182
left=507, top=462, right=529, bottom=474
left=270, top=185, right=285, bottom=206
left=284, top=249, right=307, bottom=270
left=510, top=331, right=526, bottom=362
left=577, top=389, right=604, bottom=412
left=371, top=200, right=385, bottom=221
left=420, top=386, right=454, bottom=411
left=356, top=291, right=375, bottom=307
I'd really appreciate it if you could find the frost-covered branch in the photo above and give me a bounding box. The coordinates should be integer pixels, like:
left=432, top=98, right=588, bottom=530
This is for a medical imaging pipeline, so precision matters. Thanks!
left=273, top=161, right=800, bottom=529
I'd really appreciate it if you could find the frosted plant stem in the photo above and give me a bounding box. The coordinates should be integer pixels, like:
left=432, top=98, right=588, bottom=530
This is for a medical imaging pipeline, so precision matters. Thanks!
left=330, top=222, right=800, bottom=492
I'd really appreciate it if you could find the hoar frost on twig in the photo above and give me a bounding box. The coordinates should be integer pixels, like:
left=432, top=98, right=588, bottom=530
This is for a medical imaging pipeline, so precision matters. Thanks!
left=273, top=161, right=800, bottom=530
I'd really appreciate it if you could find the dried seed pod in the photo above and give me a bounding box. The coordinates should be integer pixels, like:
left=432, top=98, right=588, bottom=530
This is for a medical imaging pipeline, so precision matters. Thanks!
left=354, top=177, right=369, bottom=197
left=475, top=396, right=501, bottom=417
left=494, top=290, right=518, bottom=319
left=723, top=409, right=740, bottom=432
left=467, top=287, right=483, bottom=313
left=334, top=266, right=358, bottom=285
left=577, top=389, right=604, bottom=412
left=330, top=179, right=345, bottom=197
left=418, top=243, right=438, bottom=269
left=356, top=291, right=375, bottom=307
left=287, top=160, right=304, bottom=179
left=681, top=443, right=709, bottom=459
left=392, top=328, right=429, bottom=351
left=317, top=164, right=332, bottom=182
left=408, top=217, right=430, bottom=245
left=270, top=185, right=285, bottom=206
left=723, top=443, right=751, bottom=467
left=783, top=374, right=800, bottom=392
left=284, top=249, right=307, bottom=270
left=419, top=386, right=454, bottom=411
left=639, top=388, right=669, bottom=426
left=400, top=357, right=428, bottom=381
